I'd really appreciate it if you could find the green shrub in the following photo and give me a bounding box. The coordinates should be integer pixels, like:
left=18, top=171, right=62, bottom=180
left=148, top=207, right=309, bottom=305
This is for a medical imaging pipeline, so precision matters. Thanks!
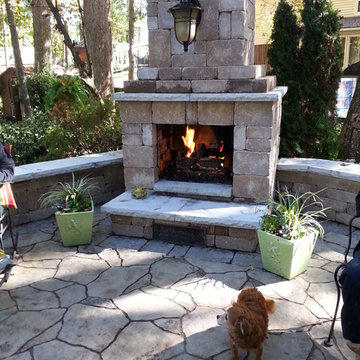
left=268, top=0, right=343, bottom=159
left=1, top=74, right=122, bottom=165
left=0, top=110, right=49, bottom=165
left=26, top=72, right=58, bottom=112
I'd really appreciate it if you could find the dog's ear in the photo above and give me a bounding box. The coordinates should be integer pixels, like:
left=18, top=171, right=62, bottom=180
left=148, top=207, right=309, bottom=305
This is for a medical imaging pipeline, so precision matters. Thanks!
left=237, top=317, right=252, bottom=335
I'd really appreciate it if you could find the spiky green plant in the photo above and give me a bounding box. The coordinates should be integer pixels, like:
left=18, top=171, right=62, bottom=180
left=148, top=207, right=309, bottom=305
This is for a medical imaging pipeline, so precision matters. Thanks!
left=39, top=173, right=98, bottom=213
left=260, top=187, right=328, bottom=240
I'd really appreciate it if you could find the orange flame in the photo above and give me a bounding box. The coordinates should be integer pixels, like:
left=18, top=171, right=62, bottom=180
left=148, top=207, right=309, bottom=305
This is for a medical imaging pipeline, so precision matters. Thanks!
left=220, top=140, right=224, bottom=153
left=182, top=126, right=196, bottom=158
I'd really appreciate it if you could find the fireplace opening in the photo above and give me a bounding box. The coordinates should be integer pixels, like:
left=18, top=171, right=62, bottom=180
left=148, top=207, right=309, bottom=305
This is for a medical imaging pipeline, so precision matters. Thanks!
left=157, top=125, right=233, bottom=184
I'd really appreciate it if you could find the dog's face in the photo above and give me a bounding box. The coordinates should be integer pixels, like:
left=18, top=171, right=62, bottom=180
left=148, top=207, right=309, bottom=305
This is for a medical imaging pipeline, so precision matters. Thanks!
left=217, top=305, right=250, bottom=335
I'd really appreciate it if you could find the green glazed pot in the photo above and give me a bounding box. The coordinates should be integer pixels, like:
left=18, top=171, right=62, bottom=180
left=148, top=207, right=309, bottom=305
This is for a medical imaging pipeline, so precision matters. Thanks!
left=55, top=201, right=94, bottom=247
left=257, top=229, right=318, bottom=280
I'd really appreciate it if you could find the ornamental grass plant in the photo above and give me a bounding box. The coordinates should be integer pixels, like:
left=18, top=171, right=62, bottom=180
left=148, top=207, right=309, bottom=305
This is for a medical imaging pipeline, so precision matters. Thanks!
left=39, top=173, right=98, bottom=213
left=260, top=187, right=328, bottom=241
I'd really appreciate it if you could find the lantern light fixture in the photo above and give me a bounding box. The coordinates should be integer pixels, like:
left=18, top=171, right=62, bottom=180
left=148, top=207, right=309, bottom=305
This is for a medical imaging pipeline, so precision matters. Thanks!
left=169, top=0, right=202, bottom=53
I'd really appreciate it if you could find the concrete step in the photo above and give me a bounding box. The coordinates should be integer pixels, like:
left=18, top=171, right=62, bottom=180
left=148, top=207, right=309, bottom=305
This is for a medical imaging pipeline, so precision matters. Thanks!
left=101, top=191, right=265, bottom=229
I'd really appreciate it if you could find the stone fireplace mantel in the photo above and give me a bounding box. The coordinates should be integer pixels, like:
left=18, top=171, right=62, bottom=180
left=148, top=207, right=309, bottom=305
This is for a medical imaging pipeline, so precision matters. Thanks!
left=113, top=87, right=287, bottom=102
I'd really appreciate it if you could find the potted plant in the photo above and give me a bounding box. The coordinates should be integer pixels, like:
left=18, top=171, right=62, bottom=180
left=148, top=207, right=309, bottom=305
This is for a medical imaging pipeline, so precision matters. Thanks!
left=40, top=174, right=98, bottom=247
left=257, top=188, right=328, bottom=280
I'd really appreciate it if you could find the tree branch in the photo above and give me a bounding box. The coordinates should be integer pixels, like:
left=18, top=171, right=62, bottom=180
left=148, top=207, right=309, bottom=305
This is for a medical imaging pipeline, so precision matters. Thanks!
left=45, top=0, right=90, bottom=77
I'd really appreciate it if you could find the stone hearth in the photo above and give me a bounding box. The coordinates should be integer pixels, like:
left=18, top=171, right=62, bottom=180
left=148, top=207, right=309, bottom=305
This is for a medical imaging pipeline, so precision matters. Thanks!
left=102, top=0, right=287, bottom=251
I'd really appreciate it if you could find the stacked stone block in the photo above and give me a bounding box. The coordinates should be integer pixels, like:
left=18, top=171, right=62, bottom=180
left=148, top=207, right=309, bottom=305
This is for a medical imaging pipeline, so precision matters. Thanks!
left=120, top=98, right=282, bottom=202
left=125, top=0, right=275, bottom=93
left=111, top=215, right=258, bottom=252
left=12, top=163, right=124, bottom=226
left=277, top=168, right=360, bottom=227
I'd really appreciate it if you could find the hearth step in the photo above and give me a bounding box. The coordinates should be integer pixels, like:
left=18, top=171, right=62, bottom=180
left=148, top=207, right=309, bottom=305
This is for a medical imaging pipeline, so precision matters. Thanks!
left=101, top=191, right=267, bottom=252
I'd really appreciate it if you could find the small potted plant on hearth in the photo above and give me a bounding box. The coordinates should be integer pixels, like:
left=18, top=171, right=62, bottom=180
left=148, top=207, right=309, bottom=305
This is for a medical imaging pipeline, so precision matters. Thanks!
left=257, top=187, right=328, bottom=280
left=40, top=174, right=98, bottom=247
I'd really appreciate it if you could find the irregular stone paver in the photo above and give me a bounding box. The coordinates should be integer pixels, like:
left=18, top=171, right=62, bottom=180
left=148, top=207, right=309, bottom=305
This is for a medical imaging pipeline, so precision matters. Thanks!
left=151, top=257, right=199, bottom=287
left=59, top=303, right=128, bottom=352
left=0, top=291, right=15, bottom=310
left=269, top=300, right=319, bottom=330
left=142, top=239, right=175, bottom=254
left=21, top=241, right=74, bottom=262
left=87, top=264, right=149, bottom=298
left=102, top=322, right=183, bottom=360
left=308, top=282, right=339, bottom=317
left=186, top=325, right=229, bottom=358
left=56, top=283, right=86, bottom=307
left=113, top=288, right=187, bottom=320
left=31, top=278, right=69, bottom=291
left=22, top=322, right=62, bottom=351
left=305, top=295, right=334, bottom=319
left=55, top=256, right=109, bottom=284
left=264, top=332, right=314, bottom=359
left=0, top=213, right=355, bottom=360
left=10, top=286, right=59, bottom=311
left=2, top=266, right=56, bottom=290
left=97, top=248, right=121, bottom=267
left=5, top=352, right=32, bottom=360
left=183, top=307, right=229, bottom=358
left=0, top=309, right=65, bottom=358
left=18, top=259, right=60, bottom=269
left=100, top=235, right=147, bottom=250
left=15, top=230, right=54, bottom=248
left=33, top=340, right=101, bottom=360
left=232, top=251, right=263, bottom=269
left=185, top=246, right=234, bottom=263
left=301, top=267, right=334, bottom=283
left=119, top=248, right=163, bottom=266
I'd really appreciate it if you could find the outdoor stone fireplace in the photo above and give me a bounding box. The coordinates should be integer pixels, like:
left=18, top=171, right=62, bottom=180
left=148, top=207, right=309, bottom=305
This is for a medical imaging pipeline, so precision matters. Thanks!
left=102, top=0, right=287, bottom=251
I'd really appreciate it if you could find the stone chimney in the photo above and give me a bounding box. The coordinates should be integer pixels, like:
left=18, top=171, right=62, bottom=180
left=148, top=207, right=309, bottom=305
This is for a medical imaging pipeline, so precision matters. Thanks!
left=125, top=0, right=276, bottom=94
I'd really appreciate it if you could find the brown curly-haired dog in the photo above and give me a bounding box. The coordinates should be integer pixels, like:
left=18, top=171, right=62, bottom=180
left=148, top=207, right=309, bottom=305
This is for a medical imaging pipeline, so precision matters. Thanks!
left=217, top=287, right=276, bottom=360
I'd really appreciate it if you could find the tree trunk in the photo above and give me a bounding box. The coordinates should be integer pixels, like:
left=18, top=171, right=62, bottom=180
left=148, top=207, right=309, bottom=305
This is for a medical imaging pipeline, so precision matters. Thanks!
left=45, top=0, right=89, bottom=77
left=338, top=80, right=360, bottom=162
left=1, top=4, right=9, bottom=68
left=32, top=0, right=52, bottom=73
left=4, top=0, right=32, bottom=118
left=128, top=0, right=134, bottom=80
left=83, top=0, right=113, bottom=98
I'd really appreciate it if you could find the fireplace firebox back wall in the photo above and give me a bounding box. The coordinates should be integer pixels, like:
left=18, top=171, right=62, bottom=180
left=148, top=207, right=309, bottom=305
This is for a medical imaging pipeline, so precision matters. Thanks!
left=157, top=125, right=233, bottom=185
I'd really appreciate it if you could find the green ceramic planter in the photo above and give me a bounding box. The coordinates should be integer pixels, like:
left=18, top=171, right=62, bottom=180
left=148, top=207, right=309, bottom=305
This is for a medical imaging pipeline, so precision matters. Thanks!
left=55, top=201, right=94, bottom=247
left=257, top=229, right=318, bottom=280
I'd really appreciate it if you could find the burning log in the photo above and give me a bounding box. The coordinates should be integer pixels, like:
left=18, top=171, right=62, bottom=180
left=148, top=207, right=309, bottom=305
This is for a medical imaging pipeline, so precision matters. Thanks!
left=176, top=157, right=199, bottom=170
left=199, top=157, right=223, bottom=169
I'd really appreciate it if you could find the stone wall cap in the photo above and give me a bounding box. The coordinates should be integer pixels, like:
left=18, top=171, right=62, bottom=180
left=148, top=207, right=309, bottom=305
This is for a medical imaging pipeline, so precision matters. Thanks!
left=278, top=158, right=360, bottom=182
left=113, top=93, right=190, bottom=102
left=113, top=86, right=288, bottom=102
left=14, top=150, right=123, bottom=183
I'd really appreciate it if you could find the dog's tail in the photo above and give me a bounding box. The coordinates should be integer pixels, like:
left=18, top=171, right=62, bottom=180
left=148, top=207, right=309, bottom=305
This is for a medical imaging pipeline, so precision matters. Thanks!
left=265, top=297, right=276, bottom=314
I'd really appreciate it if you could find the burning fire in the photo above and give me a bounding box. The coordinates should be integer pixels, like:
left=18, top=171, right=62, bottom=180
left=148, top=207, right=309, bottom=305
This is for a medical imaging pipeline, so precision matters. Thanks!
left=182, top=126, right=196, bottom=158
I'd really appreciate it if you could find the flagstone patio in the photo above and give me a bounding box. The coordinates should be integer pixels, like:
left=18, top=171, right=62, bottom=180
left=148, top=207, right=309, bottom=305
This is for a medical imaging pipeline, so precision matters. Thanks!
left=0, top=208, right=358, bottom=359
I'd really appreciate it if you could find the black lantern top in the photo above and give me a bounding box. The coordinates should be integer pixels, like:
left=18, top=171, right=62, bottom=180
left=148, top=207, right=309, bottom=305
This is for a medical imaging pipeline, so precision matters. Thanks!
left=170, top=0, right=202, bottom=53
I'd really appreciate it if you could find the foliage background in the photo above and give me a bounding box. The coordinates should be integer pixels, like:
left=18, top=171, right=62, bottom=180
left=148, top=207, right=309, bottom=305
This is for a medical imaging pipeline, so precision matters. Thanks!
left=0, top=73, right=122, bottom=165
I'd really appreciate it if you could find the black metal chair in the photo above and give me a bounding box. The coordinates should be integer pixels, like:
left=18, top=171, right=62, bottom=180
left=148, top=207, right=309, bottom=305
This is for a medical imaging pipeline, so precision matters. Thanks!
left=324, top=191, right=360, bottom=347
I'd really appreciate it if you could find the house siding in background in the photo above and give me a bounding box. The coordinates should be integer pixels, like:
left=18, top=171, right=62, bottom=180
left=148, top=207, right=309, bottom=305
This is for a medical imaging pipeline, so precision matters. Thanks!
left=255, top=0, right=360, bottom=70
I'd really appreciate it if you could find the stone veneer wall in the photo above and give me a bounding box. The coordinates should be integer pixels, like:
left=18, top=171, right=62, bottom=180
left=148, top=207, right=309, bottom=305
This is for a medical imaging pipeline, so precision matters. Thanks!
left=276, top=158, right=360, bottom=227
left=125, top=0, right=276, bottom=94
left=119, top=93, right=283, bottom=203
left=10, top=151, right=124, bottom=226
